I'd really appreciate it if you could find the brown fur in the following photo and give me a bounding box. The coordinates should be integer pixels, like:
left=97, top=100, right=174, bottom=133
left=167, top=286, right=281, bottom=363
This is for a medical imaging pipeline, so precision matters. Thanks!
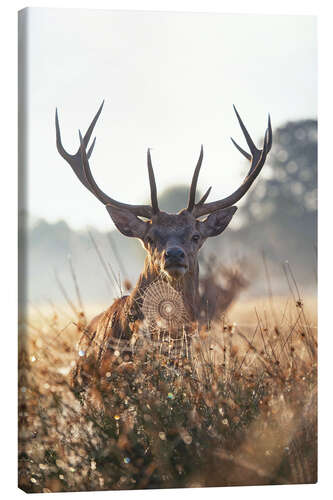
left=71, top=209, right=237, bottom=388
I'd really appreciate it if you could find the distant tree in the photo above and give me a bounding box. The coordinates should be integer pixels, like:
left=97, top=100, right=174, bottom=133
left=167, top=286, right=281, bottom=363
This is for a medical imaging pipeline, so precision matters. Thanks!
left=241, top=119, right=317, bottom=225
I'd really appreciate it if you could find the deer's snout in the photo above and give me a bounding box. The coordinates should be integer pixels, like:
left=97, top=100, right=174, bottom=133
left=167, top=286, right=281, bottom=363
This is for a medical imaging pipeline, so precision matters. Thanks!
left=165, top=247, right=185, bottom=261
left=163, top=246, right=188, bottom=279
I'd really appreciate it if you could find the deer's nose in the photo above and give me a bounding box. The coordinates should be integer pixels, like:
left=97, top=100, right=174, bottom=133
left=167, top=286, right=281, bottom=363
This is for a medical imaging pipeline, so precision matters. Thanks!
left=165, top=247, right=185, bottom=261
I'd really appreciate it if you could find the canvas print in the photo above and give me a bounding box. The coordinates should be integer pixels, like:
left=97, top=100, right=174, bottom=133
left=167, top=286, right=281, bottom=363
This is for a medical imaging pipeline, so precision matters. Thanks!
left=18, top=8, right=317, bottom=492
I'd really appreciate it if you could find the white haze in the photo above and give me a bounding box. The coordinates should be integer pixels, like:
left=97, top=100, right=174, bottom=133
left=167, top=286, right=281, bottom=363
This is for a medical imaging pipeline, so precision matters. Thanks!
left=23, top=8, right=316, bottom=230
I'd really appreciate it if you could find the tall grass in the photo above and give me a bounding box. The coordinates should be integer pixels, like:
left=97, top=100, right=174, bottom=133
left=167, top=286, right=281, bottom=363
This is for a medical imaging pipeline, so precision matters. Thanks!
left=18, top=265, right=317, bottom=492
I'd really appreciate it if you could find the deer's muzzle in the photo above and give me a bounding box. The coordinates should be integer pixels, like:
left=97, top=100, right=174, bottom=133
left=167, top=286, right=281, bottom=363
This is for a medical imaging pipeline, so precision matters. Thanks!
left=163, top=247, right=188, bottom=279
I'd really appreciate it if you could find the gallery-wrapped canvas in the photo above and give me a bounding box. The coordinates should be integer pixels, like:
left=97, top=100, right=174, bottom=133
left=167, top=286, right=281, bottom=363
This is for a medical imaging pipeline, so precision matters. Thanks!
left=18, top=8, right=317, bottom=493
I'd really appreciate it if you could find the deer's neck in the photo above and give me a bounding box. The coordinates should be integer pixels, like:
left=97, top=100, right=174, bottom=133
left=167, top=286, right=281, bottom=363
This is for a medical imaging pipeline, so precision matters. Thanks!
left=128, top=257, right=200, bottom=321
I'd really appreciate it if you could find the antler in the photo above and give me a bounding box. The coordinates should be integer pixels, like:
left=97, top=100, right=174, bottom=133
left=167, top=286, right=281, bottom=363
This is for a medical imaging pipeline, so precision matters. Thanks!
left=187, top=106, right=272, bottom=218
left=147, top=148, right=159, bottom=214
left=55, top=102, right=158, bottom=219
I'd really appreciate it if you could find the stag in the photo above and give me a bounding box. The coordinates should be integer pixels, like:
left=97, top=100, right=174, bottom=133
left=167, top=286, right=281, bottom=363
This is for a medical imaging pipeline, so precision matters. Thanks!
left=55, top=102, right=272, bottom=384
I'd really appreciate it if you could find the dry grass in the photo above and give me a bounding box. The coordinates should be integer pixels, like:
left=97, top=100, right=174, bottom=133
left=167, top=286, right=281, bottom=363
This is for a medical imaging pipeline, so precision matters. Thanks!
left=18, top=283, right=317, bottom=493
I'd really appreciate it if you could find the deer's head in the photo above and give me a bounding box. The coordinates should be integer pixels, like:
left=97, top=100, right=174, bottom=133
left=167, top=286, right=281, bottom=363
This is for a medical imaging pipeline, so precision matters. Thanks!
left=56, top=102, right=272, bottom=282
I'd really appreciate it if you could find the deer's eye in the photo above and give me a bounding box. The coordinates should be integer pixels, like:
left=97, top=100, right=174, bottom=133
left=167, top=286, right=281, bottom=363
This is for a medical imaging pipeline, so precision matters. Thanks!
left=192, top=234, right=200, bottom=243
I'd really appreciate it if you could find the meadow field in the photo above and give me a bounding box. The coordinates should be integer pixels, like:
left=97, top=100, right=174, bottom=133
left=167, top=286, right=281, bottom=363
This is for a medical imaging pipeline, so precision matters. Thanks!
left=17, top=9, right=317, bottom=492
left=18, top=269, right=317, bottom=492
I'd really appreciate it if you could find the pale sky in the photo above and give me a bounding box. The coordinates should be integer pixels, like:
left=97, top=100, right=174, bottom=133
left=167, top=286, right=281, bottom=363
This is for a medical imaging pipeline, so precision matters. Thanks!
left=23, top=8, right=316, bottom=230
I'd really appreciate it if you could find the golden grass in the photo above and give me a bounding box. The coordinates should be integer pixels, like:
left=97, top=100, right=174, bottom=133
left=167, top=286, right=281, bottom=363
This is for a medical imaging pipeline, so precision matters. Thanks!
left=18, top=294, right=317, bottom=492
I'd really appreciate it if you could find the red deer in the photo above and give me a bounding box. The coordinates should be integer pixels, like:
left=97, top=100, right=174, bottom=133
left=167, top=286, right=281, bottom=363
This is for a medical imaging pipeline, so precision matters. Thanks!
left=55, top=102, right=272, bottom=384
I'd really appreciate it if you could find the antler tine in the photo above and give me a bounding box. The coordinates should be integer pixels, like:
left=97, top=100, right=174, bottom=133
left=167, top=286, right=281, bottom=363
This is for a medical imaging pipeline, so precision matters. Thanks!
left=55, top=102, right=104, bottom=192
left=56, top=103, right=153, bottom=219
left=56, top=101, right=103, bottom=162
left=55, top=109, right=69, bottom=161
left=87, top=137, right=96, bottom=158
left=147, top=149, right=159, bottom=214
left=187, top=145, right=204, bottom=212
left=232, top=105, right=258, bottom=157
left=78, top=130, right=109, bottom=204
left=192, top=108, right=272, bottom=218
left=266, top=113, right=273, bottom=153
left=196, top=186, right=212, bottom=207
left=230, top=137, right=251, bottom=161
left=82, top=100, right=104, bottom=150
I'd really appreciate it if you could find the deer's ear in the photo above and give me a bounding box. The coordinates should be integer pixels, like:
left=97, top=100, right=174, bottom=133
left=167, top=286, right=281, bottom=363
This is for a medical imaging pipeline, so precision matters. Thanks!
left=198, top=206, right=237, bottom=238
left=106, top=206, right=148, bottom=239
